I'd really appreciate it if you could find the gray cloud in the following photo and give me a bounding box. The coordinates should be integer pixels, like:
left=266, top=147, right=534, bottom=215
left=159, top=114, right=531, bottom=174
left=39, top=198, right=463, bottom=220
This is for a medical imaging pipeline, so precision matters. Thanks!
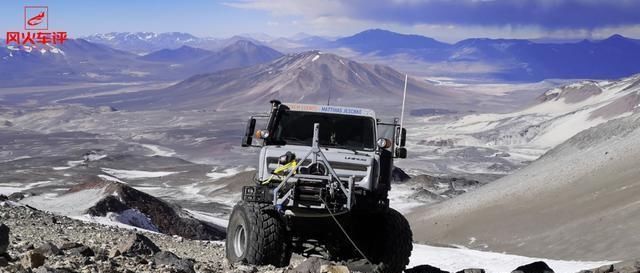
left=227, top=0, right=640, bottom=29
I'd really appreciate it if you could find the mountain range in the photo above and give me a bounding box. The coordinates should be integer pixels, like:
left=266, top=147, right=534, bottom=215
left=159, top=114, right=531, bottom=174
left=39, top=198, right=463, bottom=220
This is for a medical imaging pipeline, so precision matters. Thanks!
left=3, top=29, right=640, bottom=87
left=78, top=29, right=640, bottom=82
left=331, top=29, right=640, bottom=81
left=62, top=50, right=477, bottom=112
left=0, top=39, right=282, bottom=87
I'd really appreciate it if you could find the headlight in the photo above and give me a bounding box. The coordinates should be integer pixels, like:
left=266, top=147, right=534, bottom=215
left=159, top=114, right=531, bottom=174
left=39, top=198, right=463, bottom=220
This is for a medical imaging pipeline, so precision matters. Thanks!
left=377, top=138, right=392, bottom=149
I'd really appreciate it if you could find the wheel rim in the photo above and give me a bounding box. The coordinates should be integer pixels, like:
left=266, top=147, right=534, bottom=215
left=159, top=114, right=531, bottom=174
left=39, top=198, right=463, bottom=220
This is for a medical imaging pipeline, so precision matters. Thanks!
left=233, top=224, right=247, bottom=257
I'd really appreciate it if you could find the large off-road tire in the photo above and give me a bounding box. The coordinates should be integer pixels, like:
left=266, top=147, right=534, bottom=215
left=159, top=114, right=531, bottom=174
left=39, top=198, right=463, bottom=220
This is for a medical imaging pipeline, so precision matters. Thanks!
left=225, top=201, right=291, bottom=266
left=355, top=208, right=413, bottom=273
left=376, top=208, right=413, bottom=273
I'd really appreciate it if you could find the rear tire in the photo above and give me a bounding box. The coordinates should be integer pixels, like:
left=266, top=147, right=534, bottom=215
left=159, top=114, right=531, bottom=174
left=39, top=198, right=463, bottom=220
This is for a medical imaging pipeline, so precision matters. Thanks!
left=225, top=201, right=292, bottom=266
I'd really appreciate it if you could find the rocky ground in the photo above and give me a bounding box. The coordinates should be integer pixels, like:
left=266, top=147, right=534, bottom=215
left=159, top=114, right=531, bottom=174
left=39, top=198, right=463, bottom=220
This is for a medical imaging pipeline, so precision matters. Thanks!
left=1, top=195, right=638, bottom=273
left=0, top=202, right=389, bottom=273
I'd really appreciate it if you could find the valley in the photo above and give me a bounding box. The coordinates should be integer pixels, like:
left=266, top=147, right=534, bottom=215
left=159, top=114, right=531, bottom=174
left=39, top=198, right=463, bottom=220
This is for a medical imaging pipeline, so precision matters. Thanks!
left=2, top=27, right=640, bottom=273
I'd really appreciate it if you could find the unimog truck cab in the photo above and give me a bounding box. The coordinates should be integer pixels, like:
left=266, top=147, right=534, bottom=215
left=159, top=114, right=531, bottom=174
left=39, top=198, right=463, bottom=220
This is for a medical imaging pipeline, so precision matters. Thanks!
left=226, top=100, right=413, bottom=273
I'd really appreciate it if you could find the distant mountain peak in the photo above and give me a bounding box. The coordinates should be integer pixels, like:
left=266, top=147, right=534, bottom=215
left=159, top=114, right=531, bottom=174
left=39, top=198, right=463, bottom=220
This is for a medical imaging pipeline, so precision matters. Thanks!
left=334, top=29, right=449, bottom=53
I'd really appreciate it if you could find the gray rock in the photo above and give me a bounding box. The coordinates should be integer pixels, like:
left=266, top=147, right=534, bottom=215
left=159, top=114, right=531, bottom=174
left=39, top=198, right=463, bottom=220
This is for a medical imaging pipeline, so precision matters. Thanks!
left=118, top=233, right=160, bottom=256
left=457, top=269, right=485, bottom=273
left=287, top=257, right=331, bottom=273
left=21, top=250, right=46, bottom=269
left=233, top=265, right=258, bottom=273
left=320, top=264, right=350, bottom=273
left=153, top=251, right=194, bottom=273
left=0, top=223, right=8, bottom=254
left=8, top=192, right=25, bottom=202
left=33, top=267, right=76, bottom=273
left=405, top=264, right=450, bottom=273
left=59, top=242, right=83, bottom=250
left=345, top=259, right=382, bottom=273
left=68, top=245, right=94, bottom=257
left=578, top=260, right=640, bottom=273
left=512, top=261, right=554, bottom=273
left=108, top=249, right=121, bottom=258
left=35, top=242, right=63, bottom=256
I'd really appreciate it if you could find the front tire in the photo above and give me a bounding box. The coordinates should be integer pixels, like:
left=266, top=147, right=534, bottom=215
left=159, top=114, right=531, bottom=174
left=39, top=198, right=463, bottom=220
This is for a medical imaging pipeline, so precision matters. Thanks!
left=375, top=208, right=413, bottom=273
left=225, top=201, right=291, bottom=266
left=352, top=208, right=413, bottom=273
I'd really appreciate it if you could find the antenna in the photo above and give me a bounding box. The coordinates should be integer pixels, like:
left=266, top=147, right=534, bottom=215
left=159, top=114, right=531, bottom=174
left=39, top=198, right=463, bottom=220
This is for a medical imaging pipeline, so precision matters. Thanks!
left=399, top=74, right=408, bottom=144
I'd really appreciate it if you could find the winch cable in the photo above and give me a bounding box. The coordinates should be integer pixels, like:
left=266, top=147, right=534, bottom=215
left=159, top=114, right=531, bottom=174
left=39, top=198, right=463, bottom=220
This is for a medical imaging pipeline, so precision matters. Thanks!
left=320, top=196, right=372, bottom=264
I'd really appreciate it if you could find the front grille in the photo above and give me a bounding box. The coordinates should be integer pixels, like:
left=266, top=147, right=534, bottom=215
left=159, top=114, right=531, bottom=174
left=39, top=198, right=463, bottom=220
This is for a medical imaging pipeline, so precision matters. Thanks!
left=267, top=157, right=368, bottom=172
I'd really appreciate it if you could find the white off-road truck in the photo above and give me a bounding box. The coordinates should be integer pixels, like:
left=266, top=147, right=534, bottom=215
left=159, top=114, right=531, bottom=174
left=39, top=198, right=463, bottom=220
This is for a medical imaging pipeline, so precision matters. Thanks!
left=226, top=100, right=412, bottom=273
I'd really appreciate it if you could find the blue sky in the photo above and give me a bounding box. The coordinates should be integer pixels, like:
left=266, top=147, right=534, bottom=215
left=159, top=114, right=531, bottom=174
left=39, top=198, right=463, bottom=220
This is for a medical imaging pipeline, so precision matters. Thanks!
left=1, top=0, right=640, bottom=42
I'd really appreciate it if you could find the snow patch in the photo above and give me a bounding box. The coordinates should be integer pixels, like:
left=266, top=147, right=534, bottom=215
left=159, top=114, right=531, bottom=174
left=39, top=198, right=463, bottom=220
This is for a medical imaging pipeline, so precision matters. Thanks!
left=21, top=188, right=106, bottom=215
left=206, top=166, right=254, bottom=180
left=140, top=144, right=176, bottom=157
left=108, top=209, right=159, bottom=232
left=98, top=174, right=126, bottom=184
left=408, top=244, right=614, bottom=273
left=71, top=214, right=160, bottom=233
left=102, top=168, right=181, bottom=179
left=185, top=209, right=229, bottom=228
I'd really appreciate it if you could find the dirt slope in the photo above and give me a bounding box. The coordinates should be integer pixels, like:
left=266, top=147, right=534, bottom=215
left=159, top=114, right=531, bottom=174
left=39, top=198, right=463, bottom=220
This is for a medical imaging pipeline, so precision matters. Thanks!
left=408, top=112, right=640, bottom=261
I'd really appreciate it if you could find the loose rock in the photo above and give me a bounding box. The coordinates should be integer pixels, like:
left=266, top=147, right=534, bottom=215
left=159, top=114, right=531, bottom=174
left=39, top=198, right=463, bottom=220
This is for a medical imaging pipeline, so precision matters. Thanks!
left=579, top=260, right=640, bottom=273
left=35, top=241, right=63, bottom=256
left=0, top=223, right=8, bottom=254
left=287, top=257, right=329, bottom=273
left=405, top=264, right=450, bottom=273
left=21, top=250, right=46, bottom=269
left=320, top=264, right=350, bottom=273
left=8, top=192, right=25, bottom=202
left=118, top=233, right=161, bottom=256
left=154, top=250, right=195, bottom=273
left=60, top=242, right=83, bottom=250
left=457, top=269, right=486, bottom=273
left=512, top=261, right=554, bottom=273
left=68, top=245, right=95, bottom=257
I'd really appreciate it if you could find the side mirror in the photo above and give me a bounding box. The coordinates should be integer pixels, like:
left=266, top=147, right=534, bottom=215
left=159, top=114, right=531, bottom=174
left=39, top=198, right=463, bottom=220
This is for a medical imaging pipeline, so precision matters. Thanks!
left=396, top=147, right=407, bottom=158
left=400, top=128, right=407, bottom=147
left=242, top=118, right=256, bottom=147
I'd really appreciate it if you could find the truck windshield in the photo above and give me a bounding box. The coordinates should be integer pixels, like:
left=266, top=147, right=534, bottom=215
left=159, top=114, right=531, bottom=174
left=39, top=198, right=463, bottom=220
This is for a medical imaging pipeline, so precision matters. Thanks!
left=273, top=111, right=375, bottom=150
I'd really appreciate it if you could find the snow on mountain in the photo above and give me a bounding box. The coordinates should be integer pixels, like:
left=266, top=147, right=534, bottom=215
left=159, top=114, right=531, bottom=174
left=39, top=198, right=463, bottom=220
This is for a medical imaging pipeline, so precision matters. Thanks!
left=408, top=109, right=640, bottom=261
left=0, top=39, right=153, bottom=86
left=84, top=32, right=205, bottom=54
left=83, top=32, right=277, bottom=54
left=404, top=74, right=640, bottom=176
left=0, top=38, right=283, bottom=87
